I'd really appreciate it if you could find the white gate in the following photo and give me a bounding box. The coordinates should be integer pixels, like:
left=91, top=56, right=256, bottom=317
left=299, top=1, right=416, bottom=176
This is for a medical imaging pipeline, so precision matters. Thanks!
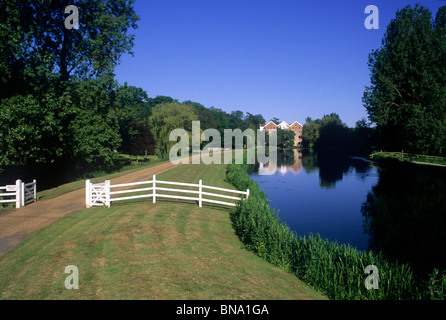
left=0, top=179, right=37, bottom=209
left=85, top=180, right=110, bottom=208
left=22, top=180, right=37, bottom=207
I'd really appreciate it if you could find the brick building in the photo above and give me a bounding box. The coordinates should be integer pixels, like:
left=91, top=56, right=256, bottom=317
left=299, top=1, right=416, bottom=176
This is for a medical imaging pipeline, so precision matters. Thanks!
left=259, top=120, right=303, bottom=147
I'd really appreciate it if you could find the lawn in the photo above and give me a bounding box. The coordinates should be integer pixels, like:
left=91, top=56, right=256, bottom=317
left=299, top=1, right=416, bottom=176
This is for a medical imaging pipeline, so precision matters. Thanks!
left=0, top=162, right=326, bottom=300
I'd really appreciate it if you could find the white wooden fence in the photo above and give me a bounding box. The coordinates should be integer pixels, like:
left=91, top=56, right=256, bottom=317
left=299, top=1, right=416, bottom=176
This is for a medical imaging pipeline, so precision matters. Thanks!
left=0, top=179, right=37, bottom=209
left=85, top=175, right=249, bottom=208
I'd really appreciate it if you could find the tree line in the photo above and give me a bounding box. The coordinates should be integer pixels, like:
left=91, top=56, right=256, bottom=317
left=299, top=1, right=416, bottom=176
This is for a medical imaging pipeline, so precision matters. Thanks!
left=302, top=114, right=374, bottom=156
left=0, top=0, right=270, bottom=185
left=302, top=5, right=446, bottom=158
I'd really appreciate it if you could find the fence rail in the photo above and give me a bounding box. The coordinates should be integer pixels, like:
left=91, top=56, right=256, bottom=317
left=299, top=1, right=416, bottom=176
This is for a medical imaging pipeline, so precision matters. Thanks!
left=85, top=175, right=249, bottom=208
left=0, top=179, right=37, bottom=209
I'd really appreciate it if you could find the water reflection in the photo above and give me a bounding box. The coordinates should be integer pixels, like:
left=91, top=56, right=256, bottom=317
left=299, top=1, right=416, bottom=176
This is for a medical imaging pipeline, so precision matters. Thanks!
left=301, top=151, right=374, bottom=189
left=249, top=150, right=446, bottom=276
left=249, top=150, right=377, bottom=251
left=257, top=149, right=303, bottom=175
left=361, top=165, right=446, bottom=275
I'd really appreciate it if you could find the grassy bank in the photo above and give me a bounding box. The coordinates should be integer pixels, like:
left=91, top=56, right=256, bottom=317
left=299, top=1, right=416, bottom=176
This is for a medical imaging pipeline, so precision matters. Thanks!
left=0, top=162, right=325, bottom=300
left=370, top=151, right=446, bottom=167
left=225, top=161, right=446, bottom=300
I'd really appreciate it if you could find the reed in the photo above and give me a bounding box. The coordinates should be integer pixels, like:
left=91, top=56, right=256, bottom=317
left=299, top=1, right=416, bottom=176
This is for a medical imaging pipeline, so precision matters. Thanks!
left=226, top=162, right=446, bottom=300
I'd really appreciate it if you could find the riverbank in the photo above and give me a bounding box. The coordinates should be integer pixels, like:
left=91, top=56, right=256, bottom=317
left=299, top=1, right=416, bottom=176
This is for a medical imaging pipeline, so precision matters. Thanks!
left=370, top=152, right=446, bottom=167
left=225, top=159, right=446, bottom=300
left=0, top=161, right=324, bottom=300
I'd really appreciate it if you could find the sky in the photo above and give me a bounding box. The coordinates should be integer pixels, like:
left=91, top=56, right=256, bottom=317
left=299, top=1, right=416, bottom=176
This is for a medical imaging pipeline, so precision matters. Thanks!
left=114, top=0, right=445, bottom=128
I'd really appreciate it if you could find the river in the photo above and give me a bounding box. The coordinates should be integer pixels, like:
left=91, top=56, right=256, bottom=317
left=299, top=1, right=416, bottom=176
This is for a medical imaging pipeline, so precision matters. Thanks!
left=249, top=149, right=446, bottom=275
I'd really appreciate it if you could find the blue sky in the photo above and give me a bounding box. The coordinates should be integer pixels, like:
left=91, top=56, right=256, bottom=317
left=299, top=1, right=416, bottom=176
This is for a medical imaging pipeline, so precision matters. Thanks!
left=114, top=0, right=445, bottom=127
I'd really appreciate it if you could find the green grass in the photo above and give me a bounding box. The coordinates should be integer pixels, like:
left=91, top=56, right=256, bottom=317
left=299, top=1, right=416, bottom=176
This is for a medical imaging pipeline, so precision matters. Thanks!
left=370, top=151, right=446, bottom=166
left=0, top=162, right=325, bottom=300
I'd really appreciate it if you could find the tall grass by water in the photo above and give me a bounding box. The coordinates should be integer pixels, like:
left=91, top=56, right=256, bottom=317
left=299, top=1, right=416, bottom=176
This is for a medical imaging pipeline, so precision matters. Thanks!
left=225, top=162, right=446, bottom=300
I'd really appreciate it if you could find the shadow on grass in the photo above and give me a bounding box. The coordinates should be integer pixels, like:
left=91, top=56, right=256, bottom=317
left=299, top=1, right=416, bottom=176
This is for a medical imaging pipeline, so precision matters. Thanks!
left=108, top=197, right=235, bottom=213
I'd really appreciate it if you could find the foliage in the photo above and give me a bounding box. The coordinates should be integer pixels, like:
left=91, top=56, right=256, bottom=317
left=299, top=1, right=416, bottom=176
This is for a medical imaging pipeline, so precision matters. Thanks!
left=0, top=0, right=139, bottom=98
left=0, top=77, right=124, bottom=176
left=128, top=124, right=156, bottom=157
left=0, top=93, right=65, bottom=166
left=302, top=117, right=320, bottom=149
left=0, top=0, right=140, bottom=181
left=148, top=102, right=198, bottom=157
left=363, top=4, right=446, bottom=155
left=226, top=160, right=446, bottom=300
left=113, top=82, right=155, bottom=154
left=313, top=113, right=351, bottom=154
left=276, top=128, right=296, bottom=149
left=302, top=115, right=376, bottom=156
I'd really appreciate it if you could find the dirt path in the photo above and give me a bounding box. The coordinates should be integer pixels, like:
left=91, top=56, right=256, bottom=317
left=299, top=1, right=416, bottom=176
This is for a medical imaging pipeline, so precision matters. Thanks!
left=0, top=161, right=180, bottom=257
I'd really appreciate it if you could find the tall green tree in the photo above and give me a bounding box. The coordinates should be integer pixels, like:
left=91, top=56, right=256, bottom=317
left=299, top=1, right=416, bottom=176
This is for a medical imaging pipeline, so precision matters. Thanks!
left=277, top=129, right=296, bottom=149
left=128, top=124, right=156, bottom=159
left=302, top=117, right=321, bottom=149
left=363, top=5, right=446, bottom=155
left=314, top=114, right=351, bottom=154
left=148, top=102, right=198, bottom=157
left=113, top=83, right=152, bottom=154
left=0, top=0, right=139, bottom=97
left=0, top=0, right=138, bottom=176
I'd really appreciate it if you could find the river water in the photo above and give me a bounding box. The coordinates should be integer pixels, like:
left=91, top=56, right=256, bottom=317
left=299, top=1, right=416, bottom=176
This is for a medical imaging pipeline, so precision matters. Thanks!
left=249, top=149, right=446, bottom=275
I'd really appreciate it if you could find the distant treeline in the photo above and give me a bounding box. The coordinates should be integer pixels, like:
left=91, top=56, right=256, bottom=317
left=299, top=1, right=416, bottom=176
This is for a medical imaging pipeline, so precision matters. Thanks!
left=302, top=114, right=375, bottom=157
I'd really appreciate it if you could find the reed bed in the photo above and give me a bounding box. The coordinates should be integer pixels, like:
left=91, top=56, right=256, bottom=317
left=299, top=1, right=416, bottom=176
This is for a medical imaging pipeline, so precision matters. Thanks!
left=225, top=162, right=446, bottom=300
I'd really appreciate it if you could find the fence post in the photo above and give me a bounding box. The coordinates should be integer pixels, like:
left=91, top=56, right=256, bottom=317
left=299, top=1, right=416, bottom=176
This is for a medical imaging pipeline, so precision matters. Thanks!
left=246, top=189, right=250, bottom=201
left=86, top=180, right=91, bottom=208
left=198, top=179, right=202, bottom=208
left=15, top=179, right=22, bottom=209
left=21, top=179, right=25, bottom=207
left=105, top=180, right=111, bottom=207
left=33, top=180, right=37, bottom=203
left=153, top=175, right=156, bottom=204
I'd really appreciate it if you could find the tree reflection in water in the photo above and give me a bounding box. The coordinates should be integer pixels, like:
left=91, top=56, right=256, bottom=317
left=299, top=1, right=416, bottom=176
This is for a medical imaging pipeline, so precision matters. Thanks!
left=361, top=164, right=446, bottom=276
left=249, top=149, right=446, bottom=277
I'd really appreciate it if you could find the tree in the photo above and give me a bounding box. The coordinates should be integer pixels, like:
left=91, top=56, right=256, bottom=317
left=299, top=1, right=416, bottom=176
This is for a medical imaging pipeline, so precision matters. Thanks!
left=314, top=114, right=351, bottom=154
left=302, top=117, right=321, bottom=149
left=229, top=110, right=244, bottom=130
left=0, top=77, right=122, bottom=172
left=0, top=0, right=138, bottom=177
left=0, top=0, right=139, bottom=98
left=183, top=100, right=218, bottom=131
left=113, top=83, right=152, bottom=154
left=209, top=107, right=231, bottom=136
left=277, top=129, right=296, bottom=149
left=244, top=112, right=266, bottom=130
left=148, top=102, right=198, bottom=157
left=351, top=118, right=376, bottom=156
left=363, top=4, right=446, bottom=155
left=60, top=77, right=122, bottom=172
left=128, top=124, right=156, bottom=159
